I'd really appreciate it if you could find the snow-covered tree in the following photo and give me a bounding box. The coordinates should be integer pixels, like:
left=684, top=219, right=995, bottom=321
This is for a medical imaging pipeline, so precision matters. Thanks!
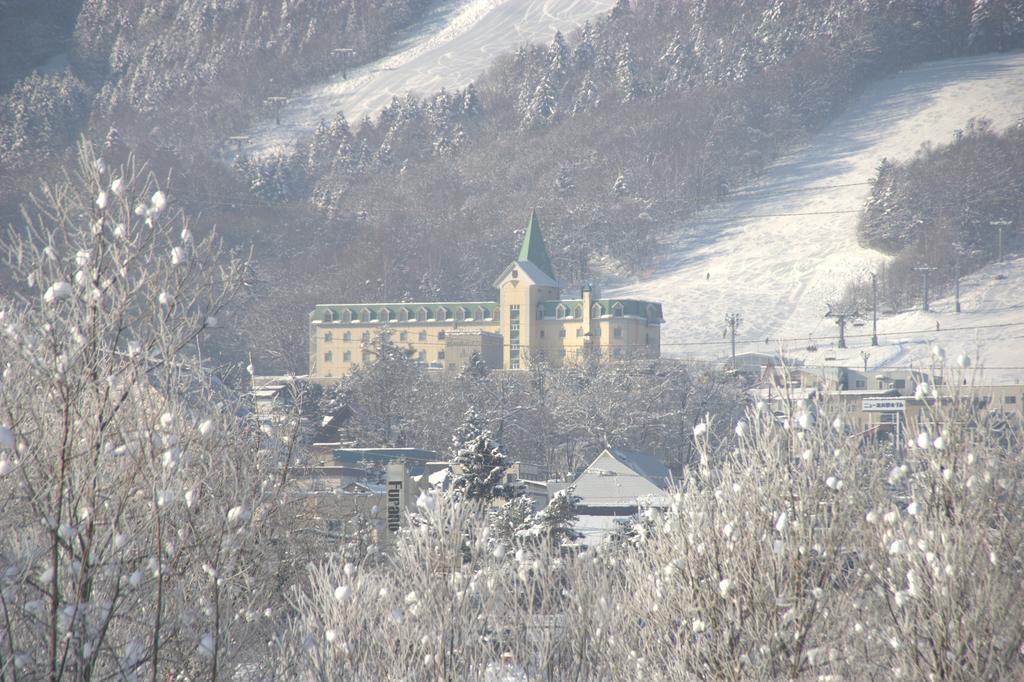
left=0, top=142, right=294, bottom=679
left=449, top=409, right=513, bottom=501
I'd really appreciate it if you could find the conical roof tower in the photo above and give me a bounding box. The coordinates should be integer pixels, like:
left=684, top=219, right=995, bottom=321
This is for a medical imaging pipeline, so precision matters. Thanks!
left=518, top=209, right=555, bottom=280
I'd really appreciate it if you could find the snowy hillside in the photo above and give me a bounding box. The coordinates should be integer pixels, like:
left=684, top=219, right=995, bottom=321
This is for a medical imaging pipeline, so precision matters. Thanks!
left=245, top=0, right=617, bottom=156
left=610, top=50, right=1024, bottom=384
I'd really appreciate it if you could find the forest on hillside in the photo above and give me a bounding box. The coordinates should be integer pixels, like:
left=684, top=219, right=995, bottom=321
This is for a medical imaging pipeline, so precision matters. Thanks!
left=851, top=117, right=1023, bottom=312
left=2, top=0, right=1024, bottom=371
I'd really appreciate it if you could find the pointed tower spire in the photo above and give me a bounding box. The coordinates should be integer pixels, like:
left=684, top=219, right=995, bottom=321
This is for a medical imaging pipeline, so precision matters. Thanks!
left=518, top=209, right=555, bottom=279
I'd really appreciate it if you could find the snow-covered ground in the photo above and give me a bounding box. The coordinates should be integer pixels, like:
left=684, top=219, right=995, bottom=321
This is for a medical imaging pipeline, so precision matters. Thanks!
left=610, top=50, right=1024, bottom=384
left=245, top=0, right=617, bottom=156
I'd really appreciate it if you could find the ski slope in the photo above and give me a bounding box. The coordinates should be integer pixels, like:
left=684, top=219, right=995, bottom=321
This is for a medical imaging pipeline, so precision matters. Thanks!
left=609, top=50, right=1024, bottom=384
left=246, top=0, right=617, bottom=156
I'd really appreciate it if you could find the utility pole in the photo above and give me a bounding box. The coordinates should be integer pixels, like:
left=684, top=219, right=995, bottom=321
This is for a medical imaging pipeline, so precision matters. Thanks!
left=724, top=313, right=742, bottom=365
left=825, top=304, right=857, bottom=349
left=870, top=272, right=879, bottom=346
left=991, top=219, right=1011, bottom=262
left=331, top=48, right=356, bottom=79
left=264, top=96, right=288, bottom=125
left=860, top=350, right=870, bottom=372
left=913, top=265, right=937, bottom=312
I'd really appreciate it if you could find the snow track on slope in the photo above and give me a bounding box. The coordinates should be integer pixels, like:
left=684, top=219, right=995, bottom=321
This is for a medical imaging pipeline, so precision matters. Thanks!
left=609, top=50, right=1024, bottom=382
left=246, top=0, right=617, bottom=156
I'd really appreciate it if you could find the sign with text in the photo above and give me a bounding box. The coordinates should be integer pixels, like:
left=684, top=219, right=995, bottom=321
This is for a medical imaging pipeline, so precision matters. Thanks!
left=386, top=463, right=406, bottom=533
left=863, top=397, right=906, bottom=412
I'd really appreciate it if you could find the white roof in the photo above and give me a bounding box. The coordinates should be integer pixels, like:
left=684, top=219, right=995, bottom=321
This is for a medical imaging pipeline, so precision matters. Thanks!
left=571, top=448, right=670, bottom=508
left=492, top=260, right=560, bottom=289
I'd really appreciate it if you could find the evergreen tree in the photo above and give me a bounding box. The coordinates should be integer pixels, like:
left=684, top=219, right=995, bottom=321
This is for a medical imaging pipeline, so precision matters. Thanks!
left=530, top=488, right=582, bottom=545
left=449, top=409, right=512, bottom=501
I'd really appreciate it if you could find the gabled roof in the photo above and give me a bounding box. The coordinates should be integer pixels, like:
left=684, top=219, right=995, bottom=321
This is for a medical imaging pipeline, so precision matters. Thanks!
left=492, top=258, right=560, bottom=289
left=571, top=448, right=671, bottom=508
left=604, top=448, right=670, bottom=487
left=518, top=209, right=555, bottom=280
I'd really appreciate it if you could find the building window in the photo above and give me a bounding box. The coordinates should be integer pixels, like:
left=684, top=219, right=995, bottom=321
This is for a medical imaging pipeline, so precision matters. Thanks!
left=612, top=303, right=624, bottom=317
left=576, top=328, right=583, bottom=337
left=324, top=332, right=332, bottom=342
left=448, top=363, right=456, bottom=369
left=438, top=351, right=445, bottom=360
left=1006, top=396, right=1018, bottom=404
left=555, top=304, right=566, bottom=319
left=438, top=330, right=446, bottom=340
left=593, top=327, right=601, bottom=337
left=399, top=308, right=409, bottom=322
left=359, top=309, right=371, bottom=323
left=343, top=331, right=351, bottom=341
left=613, top=327, right=622, bottom=338
left=438, top=307, right=449, bottom=321
left=417, top=308, right=428, bottom=322
left=646, top=304, right=657, bottom=321
left=361, top=332, right=370, bottom=341
left=362, top=351, right=371, bottom=363
left=574, top=305, right=582, bottom=319
left=343, top=351, right=351, bottom=362
left=559, top=329, right=566, bottom=338
left=536, top=304, right=545, bottom=320
left=855, top=380, right=865, bottom=389
left=418, top=350, right=426, bottom=362
left=456, top=308, right=466, bottom=322
left=419, top=331, right=427, bottom=341
left=400, top=331, right=408, bottom=341
left=341, top=309, right=352, bottom=323
left=509, top=304, right=520, bottom=369
left=379, top=309, right=391, bottom=323
left=477, top=306, right=487, bottom=320
left=592, top=303, right=602, bottom=319
left=322, top=309, right=334, bottom=322
left=540, top=330, right=545, bottom=338
left=894, top=379, right=906, bottom=389
left=646, top=333, right=651, bottom=344
left=323, top=351, right=332, bottom=362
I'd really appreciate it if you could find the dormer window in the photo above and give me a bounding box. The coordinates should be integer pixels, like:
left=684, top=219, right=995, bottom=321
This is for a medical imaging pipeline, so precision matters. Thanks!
left=612, top=303, right=624, bottom=317
left=592, top=303, right=602, bottom=318
left=342, top=309, right=353, bottom=323
left=417, top=307, right=428, bottom=322
left=477, top=306, right=487, bottom=320
left=456, top=307, right=467, bottom=322
left=322, top=309, right=334, bottom=322
left=647, top=304, right=657, bottom=321
left=379, top=308, right=391, bottom=323
left=573, top=305, right=582, bottom=319
left=555, top=304, right=566, bottom=320
left=398, top=308, right=409, bottom=322
left=437, top=307, right=450, bottom=321
left=360, top=308, right=371, bottom=323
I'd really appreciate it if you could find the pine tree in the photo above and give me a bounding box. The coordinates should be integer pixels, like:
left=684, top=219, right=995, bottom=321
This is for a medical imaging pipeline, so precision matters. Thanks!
left=530, top=488, right=582, bottom=545
left=449, top=409, right=512, bottom=501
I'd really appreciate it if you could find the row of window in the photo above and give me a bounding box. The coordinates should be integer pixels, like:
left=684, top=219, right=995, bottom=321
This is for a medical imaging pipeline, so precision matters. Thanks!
left=536, top=302, right=660, bottom=321
left=324, top=330, right=448, bottom=343
left=322, top=306, right=493, bottom=324
left=324, top=350, right=445, bottom=364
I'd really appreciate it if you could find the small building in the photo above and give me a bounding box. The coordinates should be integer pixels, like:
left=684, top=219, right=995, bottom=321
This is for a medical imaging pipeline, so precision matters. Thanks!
left=569, top=448, right=672, bottom=545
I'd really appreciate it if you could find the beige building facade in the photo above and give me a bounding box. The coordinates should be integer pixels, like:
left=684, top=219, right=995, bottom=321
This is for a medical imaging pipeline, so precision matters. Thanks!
left=309, top=211, right=664, bottom=380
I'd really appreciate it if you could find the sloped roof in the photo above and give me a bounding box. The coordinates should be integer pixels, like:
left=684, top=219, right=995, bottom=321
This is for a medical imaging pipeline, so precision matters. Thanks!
left=571, top=448, right=671, bottom=508
left=539, top=298, right=663, bottom=321
left=311, top=301, right=499, bottom=324
left=492, top=258, right=560, bottom=289
left=606, top=448, right=670, bottom=486
left=518, top=209, right=555, bottom=280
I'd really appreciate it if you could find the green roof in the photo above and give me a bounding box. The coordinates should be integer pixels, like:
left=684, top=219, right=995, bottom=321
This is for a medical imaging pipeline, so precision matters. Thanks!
left=518, top=209, right=555, bottom=280
left=311, top=301, right=499, bottom=324
left=538, top=299, right=663, bottom=322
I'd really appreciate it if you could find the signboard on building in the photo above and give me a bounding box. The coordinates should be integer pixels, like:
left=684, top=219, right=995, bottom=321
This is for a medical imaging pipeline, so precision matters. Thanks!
left=863, top=397, right=906, bottom=412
